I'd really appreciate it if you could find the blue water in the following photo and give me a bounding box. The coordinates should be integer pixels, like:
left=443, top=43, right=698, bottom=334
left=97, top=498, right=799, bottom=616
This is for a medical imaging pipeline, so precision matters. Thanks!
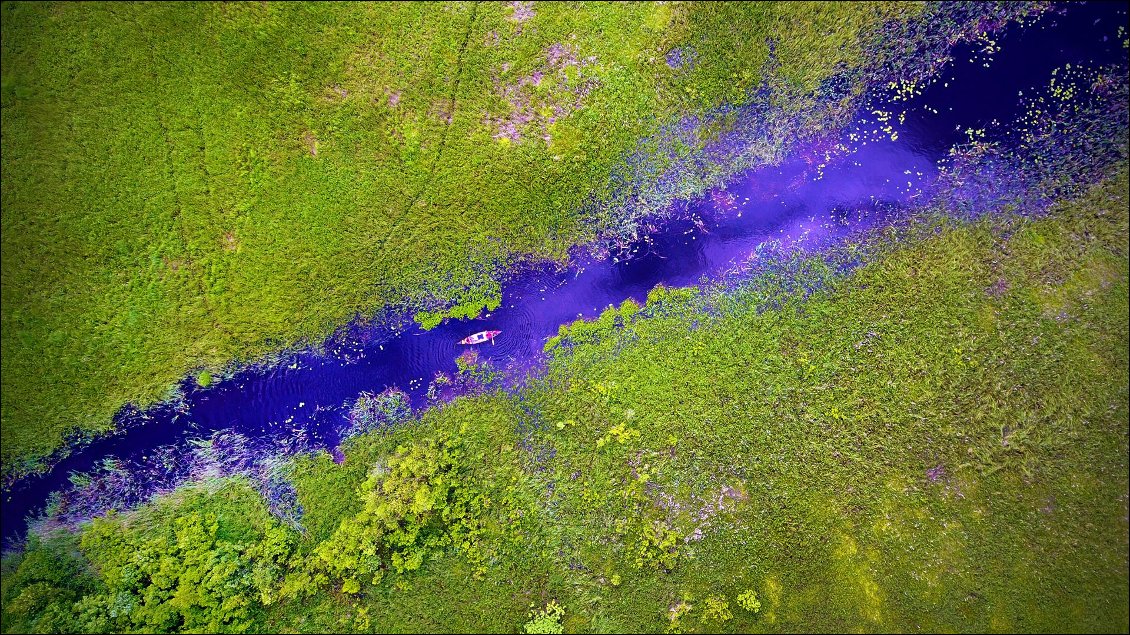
left=3, top=1, right=1126, bottom=545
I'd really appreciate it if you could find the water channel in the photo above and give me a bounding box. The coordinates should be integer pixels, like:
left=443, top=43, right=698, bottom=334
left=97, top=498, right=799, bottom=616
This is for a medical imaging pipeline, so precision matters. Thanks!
left=3, top=1, right=1126, bottom=545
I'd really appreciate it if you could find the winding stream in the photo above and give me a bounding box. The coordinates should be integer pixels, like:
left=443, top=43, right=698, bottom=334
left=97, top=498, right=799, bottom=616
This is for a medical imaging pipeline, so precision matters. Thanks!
left=3, top=1, right=1126, bottom=545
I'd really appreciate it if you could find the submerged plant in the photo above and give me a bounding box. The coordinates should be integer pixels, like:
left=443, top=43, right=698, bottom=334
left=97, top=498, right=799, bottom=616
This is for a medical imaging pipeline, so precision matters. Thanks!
left=454, top=349, right=502, bottom=393
left=195, top=370, right=213, bottom=388
left=346, top=388, right=412, bottom=438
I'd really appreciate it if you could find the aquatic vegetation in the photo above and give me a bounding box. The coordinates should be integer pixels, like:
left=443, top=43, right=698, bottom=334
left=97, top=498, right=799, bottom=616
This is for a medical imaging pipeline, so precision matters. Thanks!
left=28, top=430, right=315, bottom=541
left=545, top=297, right=642, bottom=353
left=579, top=2, right=1051, bottom=256
left=17, top=48, right=1126, bottom=548
left=413, top=279, right=503, bottom=330
left=424, top=371, right=454, bottom=402
left=453, top=348, right=503, bottom=394
left=346, top=388, right=412, bottom=439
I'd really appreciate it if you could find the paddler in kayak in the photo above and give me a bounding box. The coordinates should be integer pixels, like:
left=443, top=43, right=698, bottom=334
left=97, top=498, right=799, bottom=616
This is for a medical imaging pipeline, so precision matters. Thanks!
left=458, top=330, right=501, bottom=345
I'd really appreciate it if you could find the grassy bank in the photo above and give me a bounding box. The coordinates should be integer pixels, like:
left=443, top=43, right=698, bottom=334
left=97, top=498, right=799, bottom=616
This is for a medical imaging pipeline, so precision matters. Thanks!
left=4, top=160, right=1126, bottom=632
left=6, top=1, right=1056, bottom=476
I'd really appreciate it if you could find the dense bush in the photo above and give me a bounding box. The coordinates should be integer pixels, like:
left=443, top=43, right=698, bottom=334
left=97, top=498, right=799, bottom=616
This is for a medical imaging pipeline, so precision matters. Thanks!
left=311, top=432, right=488, bottom=593
left=0, top=532, right=98, bottom=634
left=1, top=481, right=303, bottom=634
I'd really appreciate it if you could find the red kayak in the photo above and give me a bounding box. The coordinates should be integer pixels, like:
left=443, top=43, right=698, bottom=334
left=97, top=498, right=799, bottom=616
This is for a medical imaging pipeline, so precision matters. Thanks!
left=458, top=330, right=501, bottom=345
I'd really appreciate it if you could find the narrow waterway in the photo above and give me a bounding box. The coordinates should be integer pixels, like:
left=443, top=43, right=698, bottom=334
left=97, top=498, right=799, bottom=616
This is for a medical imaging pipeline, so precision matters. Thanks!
left=3, top=1, right=1126, bottom=545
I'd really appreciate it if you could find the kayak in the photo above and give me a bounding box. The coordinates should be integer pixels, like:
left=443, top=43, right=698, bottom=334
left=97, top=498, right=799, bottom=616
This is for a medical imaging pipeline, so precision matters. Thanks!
left=458, top=330, right=501, bottom=345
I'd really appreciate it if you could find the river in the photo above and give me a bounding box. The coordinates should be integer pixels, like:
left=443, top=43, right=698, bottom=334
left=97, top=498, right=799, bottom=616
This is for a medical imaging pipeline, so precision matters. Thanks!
left=3, top=1, right=1126, bottom=546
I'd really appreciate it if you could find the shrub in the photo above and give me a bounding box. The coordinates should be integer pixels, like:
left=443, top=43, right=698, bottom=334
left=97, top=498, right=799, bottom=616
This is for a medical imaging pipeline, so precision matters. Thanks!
left=76, top=508, right=299, bottom=633
left=523, top=600, right=565, bottom=634
left=311, top=433, right=487, bottom=591
left=737, top=588, right=761, bottom=613
left=702, top=595, right=732, bottom=622
left=634, top=521, right=681, bottom=571
left=0, top=532, right=97, bottom=634
left=666, top=594, right=694, bottom=634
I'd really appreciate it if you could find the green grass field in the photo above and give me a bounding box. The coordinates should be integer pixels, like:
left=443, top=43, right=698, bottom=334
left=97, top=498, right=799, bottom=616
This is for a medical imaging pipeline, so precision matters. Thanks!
left=8, top=3, right=1125, bottom=632
left=0, top=1, right=936, bottom=476
left=4, top=162, right=1125, bottom=633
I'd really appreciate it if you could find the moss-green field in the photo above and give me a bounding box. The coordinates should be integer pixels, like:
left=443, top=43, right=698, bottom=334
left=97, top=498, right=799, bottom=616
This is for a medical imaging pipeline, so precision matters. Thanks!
left=3, top=2, right=1128, bottom=633
left=1, top=1, right=928, bottom=476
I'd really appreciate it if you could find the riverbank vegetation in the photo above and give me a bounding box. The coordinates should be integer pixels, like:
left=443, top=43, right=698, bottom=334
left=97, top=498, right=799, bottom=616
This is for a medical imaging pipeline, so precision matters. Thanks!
left=1, top=1, right=1046, bottom=477
left=4, top=160, right=1126, bottom=633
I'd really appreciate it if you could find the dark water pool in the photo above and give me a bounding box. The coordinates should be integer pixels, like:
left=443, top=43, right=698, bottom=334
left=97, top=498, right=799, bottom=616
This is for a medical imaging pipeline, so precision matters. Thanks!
left=3, top=1, right=1126, bottom=545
